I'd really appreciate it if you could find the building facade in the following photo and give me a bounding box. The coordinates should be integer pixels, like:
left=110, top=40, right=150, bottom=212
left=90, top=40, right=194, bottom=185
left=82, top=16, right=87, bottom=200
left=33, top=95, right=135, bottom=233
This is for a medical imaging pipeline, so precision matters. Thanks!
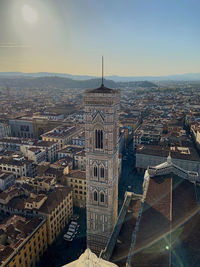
left=0, top=215, right=47, bottom=267
left=136, top=145, right=200, bottom=173
left=0, top=123, right=11, bottom=139
left=84, top=84, right=120, bottom=255
left=0, top=171, right=15, bottom=191
left=64, top=170, right=86, bottom=207
left=9, top=118, right=34, bottom=139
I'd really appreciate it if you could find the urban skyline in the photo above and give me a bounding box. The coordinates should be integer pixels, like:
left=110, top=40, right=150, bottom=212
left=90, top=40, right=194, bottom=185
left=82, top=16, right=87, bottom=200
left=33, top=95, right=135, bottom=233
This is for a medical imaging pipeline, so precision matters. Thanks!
left=0, top=1, right=200, bottom=267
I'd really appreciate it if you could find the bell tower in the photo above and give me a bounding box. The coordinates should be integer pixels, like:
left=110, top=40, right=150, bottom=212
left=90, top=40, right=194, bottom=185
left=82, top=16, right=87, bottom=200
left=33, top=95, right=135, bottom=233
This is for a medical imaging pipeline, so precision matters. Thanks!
left=84, top=78, right=120, bottom=255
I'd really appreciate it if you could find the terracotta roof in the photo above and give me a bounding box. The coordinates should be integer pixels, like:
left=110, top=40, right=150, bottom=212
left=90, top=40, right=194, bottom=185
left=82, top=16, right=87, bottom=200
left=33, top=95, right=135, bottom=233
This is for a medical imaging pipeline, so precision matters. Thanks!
left=136, top=144, right=200, bottom=161
left=66, top=170, right=86, bottom=180
left=39, top=186, right=72, bottom=214
left=130, top=174, right=200, bottom=266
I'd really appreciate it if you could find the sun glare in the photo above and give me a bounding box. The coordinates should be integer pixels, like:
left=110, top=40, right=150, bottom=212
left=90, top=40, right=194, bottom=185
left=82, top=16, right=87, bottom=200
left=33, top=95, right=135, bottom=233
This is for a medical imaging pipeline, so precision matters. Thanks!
left=22, top=4, right=38, bottom=24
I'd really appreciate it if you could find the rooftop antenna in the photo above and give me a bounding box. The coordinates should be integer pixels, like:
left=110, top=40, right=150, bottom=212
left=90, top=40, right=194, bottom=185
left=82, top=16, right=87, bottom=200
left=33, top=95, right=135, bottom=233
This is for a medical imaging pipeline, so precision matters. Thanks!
left=101, top=56, right=104, bottom=87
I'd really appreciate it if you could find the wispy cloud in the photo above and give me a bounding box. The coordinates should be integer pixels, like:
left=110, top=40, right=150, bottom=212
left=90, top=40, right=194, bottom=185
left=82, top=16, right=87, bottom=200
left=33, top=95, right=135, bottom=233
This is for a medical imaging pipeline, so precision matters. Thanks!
left=0, top=44, right=31, bottom=48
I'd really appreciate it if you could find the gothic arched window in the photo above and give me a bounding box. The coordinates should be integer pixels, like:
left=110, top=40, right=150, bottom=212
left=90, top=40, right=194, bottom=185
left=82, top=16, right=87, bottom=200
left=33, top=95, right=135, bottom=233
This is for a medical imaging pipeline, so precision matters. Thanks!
left=94, top=191, right=98, bottom=202
left=100, top=192, right=104, bottom=203
left=94, top=166, right=98, bottom=177
left=95, top=129, right=103, bottom=149
left=100, top=167, right=104, bottom=178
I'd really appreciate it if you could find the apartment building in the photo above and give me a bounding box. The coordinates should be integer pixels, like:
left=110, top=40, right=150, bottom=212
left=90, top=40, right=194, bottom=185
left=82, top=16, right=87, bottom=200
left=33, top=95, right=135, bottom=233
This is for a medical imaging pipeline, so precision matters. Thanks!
left=0, top=184, right=73, bottom=246
left=0, top=123, right=11, bottom=138
left=0, top=156, right=37, bottom=178
left=64, top=170, right=86, bottom=207
left=0, top=171, right=15, bottom=191
left=39, top=187, right=73, bottom=244
left=0, top=215, right=47, bottom=267
left=42, top=125, right=83, bottom=149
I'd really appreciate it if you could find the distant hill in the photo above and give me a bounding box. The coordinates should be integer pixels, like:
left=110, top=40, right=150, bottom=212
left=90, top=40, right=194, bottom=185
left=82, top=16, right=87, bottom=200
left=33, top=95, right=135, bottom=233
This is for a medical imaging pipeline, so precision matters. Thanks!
left=0, top=76, right=157, bottom=90
left=0, top=72, right=200, bottom=81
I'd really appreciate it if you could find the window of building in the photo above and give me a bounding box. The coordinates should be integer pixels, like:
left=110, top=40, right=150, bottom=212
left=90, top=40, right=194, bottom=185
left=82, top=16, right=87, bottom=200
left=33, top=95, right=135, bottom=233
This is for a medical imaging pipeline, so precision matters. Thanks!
left=100, top=193, right=104, bottom=203
left=94, top=166, right=98, bottom=177
left=95, top=129, right=103, bottom=149
left=94, top=191, right=98, bottom=202
left=100, top=167, right=104, bottom=178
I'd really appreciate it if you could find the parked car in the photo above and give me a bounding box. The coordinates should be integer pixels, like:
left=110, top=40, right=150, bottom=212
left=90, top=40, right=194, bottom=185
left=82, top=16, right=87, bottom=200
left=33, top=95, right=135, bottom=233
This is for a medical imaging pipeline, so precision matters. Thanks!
left=63, top=234, right=74, bottom=241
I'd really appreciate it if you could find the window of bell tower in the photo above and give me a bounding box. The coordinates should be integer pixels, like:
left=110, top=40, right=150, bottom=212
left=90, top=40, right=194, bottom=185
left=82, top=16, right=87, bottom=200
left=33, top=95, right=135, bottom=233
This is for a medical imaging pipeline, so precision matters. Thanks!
left=100, top=192, right=105, bottom=203
left=94, top=166, right=98, bottom=177
left=94, top=191, right=98, bottom=202
left=95, top=129, right=103, bottom=149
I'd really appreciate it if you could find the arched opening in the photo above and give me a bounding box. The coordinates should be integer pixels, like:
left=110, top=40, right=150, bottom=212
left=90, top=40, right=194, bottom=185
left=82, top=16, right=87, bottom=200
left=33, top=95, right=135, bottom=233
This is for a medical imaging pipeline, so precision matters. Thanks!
left=94, top=166, right=98, bottom=177
left=95, top=129, right=103, bottom=149
left=100, top=166, right=104, bottom=178
left=100, top=192, right=104, bottom=203
left=94, top=191, right=98, bottom=202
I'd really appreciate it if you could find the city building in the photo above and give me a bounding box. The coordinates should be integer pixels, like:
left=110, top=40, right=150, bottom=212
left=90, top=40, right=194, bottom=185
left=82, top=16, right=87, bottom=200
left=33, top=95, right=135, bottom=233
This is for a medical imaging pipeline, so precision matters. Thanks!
left=32, top=115, right=64, bottom=138
left=20, top=146, right=46, bottom=164
left=0, top=123, right=11, bottom=139
left=72, top=130, right=85, bottom=147
left=0, top=155, right=37, bottom=178
left=0, top=183, right=73, bottom=246
left=9, top=118, right=35, bottom=139
left=39, top=186, right=73, bottom=245
left=136, top=144, right=200, bottom=173
left=64, top=170, right=86, bottom=207
left=58, top=145, right=83, bottom=161
left=0, top=138, right=58, bottom=163
left=74, top=150, right=86, bottom=170
left=16, top=176, right=56, bottom=193
left=41, top=124, right=83, bottom=149
left=0, top=171, right=15, bottom=191
left=0, top=137, right=33, bottom=152
left=0, top=215, right=47, bottom=267
left=84, top=82, right=120, bottom=255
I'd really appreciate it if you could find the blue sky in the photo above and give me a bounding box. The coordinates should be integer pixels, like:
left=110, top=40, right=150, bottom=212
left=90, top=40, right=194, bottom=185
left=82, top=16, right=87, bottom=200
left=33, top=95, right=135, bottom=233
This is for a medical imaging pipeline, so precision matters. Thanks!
left=0, top=0, right=199, bottom=76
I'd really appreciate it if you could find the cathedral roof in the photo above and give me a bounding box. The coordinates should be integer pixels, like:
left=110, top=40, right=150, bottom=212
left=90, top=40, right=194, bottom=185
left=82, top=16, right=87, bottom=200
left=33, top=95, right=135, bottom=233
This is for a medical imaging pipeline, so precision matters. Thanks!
left=62, top=248, right=118, bottom=267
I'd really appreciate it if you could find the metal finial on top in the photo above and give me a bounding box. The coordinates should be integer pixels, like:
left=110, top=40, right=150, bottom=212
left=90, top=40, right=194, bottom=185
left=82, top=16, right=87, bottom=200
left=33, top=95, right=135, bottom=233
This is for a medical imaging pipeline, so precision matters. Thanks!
left=101, top=56, right=104, bottom=87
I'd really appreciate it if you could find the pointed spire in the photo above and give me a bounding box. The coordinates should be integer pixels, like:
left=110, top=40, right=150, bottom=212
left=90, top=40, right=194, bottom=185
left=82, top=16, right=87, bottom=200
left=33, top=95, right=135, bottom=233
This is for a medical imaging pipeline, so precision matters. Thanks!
left=101, top=56, right=104, bottom=87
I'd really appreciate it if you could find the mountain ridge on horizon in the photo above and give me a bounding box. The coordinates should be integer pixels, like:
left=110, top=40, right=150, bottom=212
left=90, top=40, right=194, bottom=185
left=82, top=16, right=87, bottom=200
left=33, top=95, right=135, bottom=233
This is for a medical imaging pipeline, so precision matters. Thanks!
left=1, top=72, right=200, bottom=82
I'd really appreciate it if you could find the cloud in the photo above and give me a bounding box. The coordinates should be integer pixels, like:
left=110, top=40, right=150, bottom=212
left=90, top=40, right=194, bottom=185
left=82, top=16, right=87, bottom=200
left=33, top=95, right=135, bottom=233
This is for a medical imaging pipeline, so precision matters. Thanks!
left=0, top=44, right=31, bottom=48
